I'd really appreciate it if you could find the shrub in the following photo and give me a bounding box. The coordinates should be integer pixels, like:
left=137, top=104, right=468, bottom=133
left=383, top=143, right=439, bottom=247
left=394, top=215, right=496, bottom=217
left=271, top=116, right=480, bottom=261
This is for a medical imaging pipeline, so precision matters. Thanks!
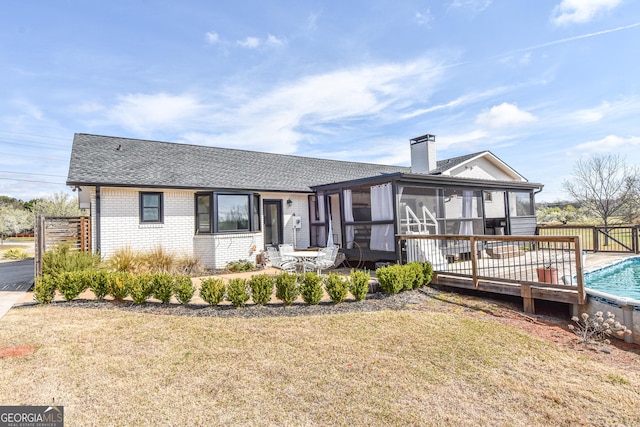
left=376, top=264, right=404, bottom=295
left=176, top=255, right=202, bottom=276
left=226, top=259, right=255, bottom=272
left=90, top=270, right=110, bottom=300
left=324, top=273, right=349, bottom=304
left=227, top=278, right=250, bottom=307
left=56, top=271, right=87, bottom=301
left=107, top=272, right=132, bottom=301
left=349, top=269, right=370, bottom=301
left=152, top=273, right=174, bottom=303
left=275, top=272, right=299, bottom=306
left=144, top=246, right=175, bottom=274
left=173, top=276, right=195, bottom=305
left=130, top=274, right=154, bottom=304
left=568, top=311, right=633, bottom=344
left=2, top=248, right=29, bottom=260
left=249, top=274, right=274, bottom=305
left=42, top=242, right=101, bottom=276
left=34, top=275, right=57, bottom=304
left=300, top=272, right=323, bottom=305
left=104, top=246, right=141, bottom=273
left=404, top=262, right=425, bottom=290
left=421, top=262, right=434, bottom=285
left=199, top=278, right=226, bottom=306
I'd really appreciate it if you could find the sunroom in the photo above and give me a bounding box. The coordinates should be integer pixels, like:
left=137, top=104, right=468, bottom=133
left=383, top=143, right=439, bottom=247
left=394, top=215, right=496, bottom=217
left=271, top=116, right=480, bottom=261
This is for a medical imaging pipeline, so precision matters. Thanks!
left=310, top=173, right=543, bottom=264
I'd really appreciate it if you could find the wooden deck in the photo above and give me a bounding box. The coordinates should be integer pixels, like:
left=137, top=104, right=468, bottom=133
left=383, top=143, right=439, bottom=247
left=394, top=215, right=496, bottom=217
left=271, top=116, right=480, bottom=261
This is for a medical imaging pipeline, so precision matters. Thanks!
left=399, top=234, right=588, bottom=313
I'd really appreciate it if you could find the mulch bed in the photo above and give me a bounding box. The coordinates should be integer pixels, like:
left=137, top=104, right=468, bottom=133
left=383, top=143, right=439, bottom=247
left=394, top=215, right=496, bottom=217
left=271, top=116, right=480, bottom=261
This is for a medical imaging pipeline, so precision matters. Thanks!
left=17, top=290, right=430, bottom=319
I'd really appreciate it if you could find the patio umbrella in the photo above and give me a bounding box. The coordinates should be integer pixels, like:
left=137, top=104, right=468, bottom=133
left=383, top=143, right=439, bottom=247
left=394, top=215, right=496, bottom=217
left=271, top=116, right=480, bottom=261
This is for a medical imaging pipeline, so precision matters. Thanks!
left=326, top=214, right=334, bottom=247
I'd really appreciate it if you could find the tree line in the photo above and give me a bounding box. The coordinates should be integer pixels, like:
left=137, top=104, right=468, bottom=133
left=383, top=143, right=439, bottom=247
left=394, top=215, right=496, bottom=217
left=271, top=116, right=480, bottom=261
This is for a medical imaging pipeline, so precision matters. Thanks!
left=538, top=153, right=640, bottom=226
left=0, top=192, right=85, bottom=237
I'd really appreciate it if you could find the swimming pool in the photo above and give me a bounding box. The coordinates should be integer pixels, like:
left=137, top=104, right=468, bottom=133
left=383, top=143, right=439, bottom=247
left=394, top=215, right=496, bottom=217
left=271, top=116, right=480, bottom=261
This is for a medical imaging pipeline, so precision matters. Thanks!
left=584, top=257, right=640, bottom=301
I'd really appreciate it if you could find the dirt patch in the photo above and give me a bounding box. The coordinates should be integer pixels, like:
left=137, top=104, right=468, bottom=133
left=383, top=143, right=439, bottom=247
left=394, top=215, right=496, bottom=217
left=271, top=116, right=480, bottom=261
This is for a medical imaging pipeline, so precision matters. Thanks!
left=0, top=345, right=36, bottom=358
left=420, top=288, right=640, bottom=369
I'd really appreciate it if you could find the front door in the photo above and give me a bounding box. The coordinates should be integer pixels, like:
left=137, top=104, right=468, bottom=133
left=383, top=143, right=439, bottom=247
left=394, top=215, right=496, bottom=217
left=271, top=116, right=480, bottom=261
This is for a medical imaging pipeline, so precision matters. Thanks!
left=263, top=200, right=283, bottom=247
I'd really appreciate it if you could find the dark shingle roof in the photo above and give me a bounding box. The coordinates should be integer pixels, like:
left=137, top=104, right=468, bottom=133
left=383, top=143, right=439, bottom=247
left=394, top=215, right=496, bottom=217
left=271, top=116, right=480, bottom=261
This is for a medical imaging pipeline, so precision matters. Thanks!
left=66, top=134, right=415, bottom=192
left=66, top=134, right=491, bottom=192
left=429, top=151, right=486, bottom=175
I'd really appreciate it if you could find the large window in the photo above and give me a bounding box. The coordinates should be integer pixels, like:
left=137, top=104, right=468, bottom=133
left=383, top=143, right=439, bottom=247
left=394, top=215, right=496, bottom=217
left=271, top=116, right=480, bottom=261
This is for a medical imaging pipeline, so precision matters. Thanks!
left=140, top=192, right=163, bottom=223
left=195, top=192, right=260, bottom=233
left=217, top=194, right=250, bottom=231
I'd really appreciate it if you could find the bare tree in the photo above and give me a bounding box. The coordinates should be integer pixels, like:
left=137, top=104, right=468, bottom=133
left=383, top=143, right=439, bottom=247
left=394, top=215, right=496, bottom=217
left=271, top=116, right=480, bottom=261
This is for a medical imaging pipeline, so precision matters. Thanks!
left=563, top=154, right=639, bottom=229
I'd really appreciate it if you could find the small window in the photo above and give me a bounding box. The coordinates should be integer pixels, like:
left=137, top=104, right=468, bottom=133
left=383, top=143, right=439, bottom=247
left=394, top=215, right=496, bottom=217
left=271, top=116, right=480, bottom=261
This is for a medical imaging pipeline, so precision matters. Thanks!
left=196, top=194, right=212, bottom=233
left=140, top=192, right=163, bottom=223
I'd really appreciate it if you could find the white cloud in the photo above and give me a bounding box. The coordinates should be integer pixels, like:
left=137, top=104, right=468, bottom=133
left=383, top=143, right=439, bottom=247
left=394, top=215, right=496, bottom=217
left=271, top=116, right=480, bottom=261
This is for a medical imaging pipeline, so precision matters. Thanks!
left=181, top=59, right=444, bottom=153
left=574, top=134, right=640, bottom=152
left=551, top=0, right=622, bottom=25
left=105, top=93, right=205, bottom=134
left=236, top=35, right=286, bottom=49
left=205, top=31, right=219, bottom=45
left=416, top=9, right=434, bottom=26
left=573, top=101, right=610, bottom=123
left=73, top=102, right=104, bottom=113
left=475, top=102, right=537, bottom=129
left=448, top=0, right=492, bottom=14
left=266, top=34, right=286, bottom=47
left=438, top=130, right=488, bottom=149
left=237, top=37, right=261, bottom=49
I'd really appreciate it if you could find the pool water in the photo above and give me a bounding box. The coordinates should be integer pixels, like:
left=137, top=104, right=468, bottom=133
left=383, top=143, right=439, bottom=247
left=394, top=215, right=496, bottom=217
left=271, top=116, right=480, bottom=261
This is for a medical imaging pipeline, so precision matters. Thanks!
left=585, top=257, right=640, bottom=300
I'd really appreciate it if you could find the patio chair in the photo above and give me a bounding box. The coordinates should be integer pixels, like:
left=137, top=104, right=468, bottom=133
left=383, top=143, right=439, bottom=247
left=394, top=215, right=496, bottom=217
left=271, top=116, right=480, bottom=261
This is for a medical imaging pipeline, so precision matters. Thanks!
left=266, top=247, right=296, bottom=273
left=314, top=246, right=338, bottom=275
left=278, top=244, right=295, bottom=256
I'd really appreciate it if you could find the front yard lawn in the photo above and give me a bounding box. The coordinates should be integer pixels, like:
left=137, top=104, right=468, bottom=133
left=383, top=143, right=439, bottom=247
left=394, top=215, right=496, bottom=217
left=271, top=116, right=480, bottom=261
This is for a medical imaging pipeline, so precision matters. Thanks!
left=1, top=305, right=639, bottom=426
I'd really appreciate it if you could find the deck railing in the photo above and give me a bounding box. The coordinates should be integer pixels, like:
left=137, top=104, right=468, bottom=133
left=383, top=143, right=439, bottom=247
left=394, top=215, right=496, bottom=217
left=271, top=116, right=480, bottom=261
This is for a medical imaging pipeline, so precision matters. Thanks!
left=537, top=224, right=639, bottom=253
left=397, top=234, right=586, bottom=312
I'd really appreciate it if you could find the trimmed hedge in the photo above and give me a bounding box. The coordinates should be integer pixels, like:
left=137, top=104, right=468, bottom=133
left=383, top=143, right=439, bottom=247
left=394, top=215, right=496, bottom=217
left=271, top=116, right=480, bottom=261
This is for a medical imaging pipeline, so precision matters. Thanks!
left=349, top=269, right=370, bottom=301
left=376, top=262, right=433, bottom=295
left=249, top=274, right=274, bottom=305
left=323, top=273, right=348, bottom=304
left=275, top=272, right=299, bottom=306
left=300, top=272, right=323, bottom=305
left=199, top=278, right=226, bottom=306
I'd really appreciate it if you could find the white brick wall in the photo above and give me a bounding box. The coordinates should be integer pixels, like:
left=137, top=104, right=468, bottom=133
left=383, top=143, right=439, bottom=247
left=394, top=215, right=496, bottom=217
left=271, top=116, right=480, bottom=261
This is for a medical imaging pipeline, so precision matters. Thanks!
left=86, top=187, right=313, bottom=268
left=194, top=232, right=263, bottom=269
left=98, top=188, right=194, bottom=260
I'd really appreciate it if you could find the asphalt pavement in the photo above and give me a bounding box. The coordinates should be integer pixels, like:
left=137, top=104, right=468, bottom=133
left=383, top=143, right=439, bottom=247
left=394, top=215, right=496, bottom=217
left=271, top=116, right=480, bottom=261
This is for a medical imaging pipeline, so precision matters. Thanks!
left=0, top=259, right=34, bottom=319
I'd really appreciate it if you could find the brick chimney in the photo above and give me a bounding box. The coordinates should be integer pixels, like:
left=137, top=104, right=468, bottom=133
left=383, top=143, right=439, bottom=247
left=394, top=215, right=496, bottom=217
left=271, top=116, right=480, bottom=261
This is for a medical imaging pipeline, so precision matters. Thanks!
left=410, top=134, right=436, bottom=174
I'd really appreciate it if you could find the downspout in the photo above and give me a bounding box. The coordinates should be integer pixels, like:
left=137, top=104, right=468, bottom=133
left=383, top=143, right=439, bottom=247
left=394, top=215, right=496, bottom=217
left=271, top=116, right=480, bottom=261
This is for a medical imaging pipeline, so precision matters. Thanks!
left=533, top=186, right=544, bottom=235
left=95, top=186, right=101, bottom=255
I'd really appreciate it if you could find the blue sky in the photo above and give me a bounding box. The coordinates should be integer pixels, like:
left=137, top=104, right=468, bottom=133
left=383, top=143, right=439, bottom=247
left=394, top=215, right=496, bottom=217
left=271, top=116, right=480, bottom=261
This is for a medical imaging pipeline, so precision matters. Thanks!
left=1, top=0, right=639, bottom=202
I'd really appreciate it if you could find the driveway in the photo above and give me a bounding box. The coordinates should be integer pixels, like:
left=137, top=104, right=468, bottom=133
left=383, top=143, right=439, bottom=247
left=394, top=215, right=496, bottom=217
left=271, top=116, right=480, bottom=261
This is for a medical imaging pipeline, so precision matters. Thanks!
left=0, top=259, right=34, bottom=319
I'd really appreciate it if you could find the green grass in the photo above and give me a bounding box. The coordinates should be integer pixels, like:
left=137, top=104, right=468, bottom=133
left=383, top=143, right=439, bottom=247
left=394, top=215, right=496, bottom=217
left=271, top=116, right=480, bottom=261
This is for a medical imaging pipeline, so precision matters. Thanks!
left=1, top=306, right=639, bottom=426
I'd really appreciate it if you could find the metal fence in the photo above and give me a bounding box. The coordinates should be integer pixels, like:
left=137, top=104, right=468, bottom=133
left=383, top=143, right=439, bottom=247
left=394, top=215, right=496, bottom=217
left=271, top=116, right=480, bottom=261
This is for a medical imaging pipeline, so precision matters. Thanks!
left=537, top=224, right=639, bottom=253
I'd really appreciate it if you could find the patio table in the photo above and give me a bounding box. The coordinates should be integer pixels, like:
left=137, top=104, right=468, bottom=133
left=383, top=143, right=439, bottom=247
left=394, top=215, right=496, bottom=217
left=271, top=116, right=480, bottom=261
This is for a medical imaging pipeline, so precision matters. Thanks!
left=288, top=250, right=321, bottom=273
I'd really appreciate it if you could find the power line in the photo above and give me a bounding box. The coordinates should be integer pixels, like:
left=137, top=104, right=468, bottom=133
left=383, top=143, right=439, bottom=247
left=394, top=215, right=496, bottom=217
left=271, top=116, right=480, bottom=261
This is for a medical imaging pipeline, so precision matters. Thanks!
left=0, top=151, right=64, bottom=161
left=0, top=129, right=68, bottom=141
left=0, top=170, right=67, bottom=178
left=0, top=139, right=69, bottom=151
left=0, top=177, right=65, bottom=185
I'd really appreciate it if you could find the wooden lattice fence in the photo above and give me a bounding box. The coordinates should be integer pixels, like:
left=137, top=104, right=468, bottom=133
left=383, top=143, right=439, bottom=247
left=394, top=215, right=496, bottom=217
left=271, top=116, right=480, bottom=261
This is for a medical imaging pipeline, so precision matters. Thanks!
left=34, top=216, right=92, bottom=277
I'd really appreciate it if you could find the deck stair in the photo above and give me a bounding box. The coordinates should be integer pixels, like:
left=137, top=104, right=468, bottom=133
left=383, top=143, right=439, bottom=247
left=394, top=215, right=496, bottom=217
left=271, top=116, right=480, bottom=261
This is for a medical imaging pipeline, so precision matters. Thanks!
left=486, top=244, right=524, bottom=259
